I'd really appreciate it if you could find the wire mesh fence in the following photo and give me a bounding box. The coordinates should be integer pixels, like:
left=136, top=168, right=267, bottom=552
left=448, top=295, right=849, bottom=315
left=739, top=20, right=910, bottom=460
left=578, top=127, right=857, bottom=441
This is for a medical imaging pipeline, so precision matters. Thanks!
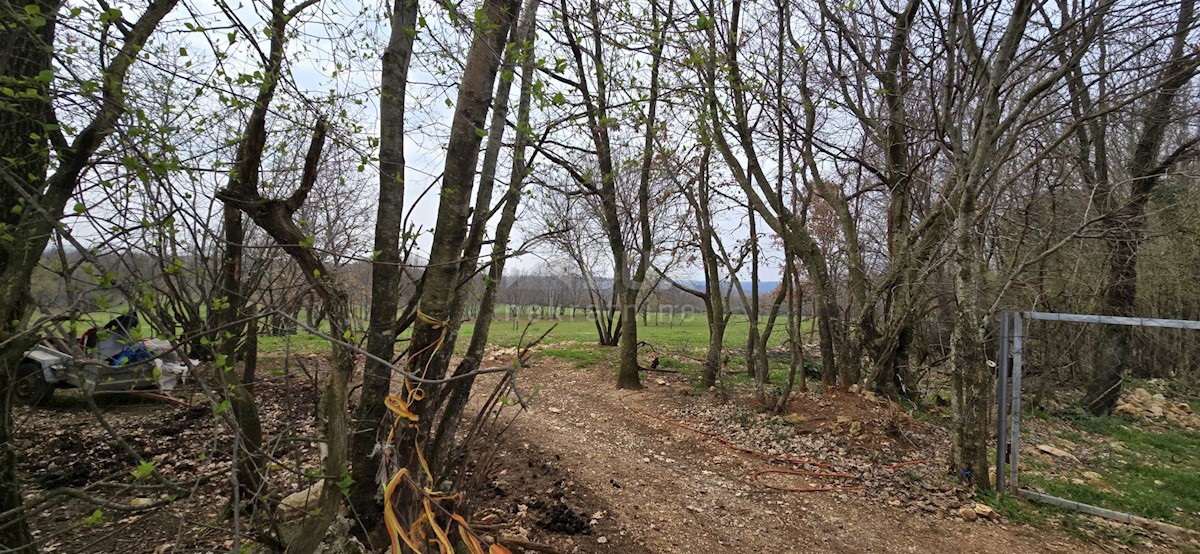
left=997, top=311, right=1200, bottom=536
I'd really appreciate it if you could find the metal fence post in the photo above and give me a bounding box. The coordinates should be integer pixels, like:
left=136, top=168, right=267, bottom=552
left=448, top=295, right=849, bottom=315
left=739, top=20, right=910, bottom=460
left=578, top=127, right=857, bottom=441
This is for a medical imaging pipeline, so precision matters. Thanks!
left=996, top=311, right=1011, bottom=493
left=1008, top=312, right=1024, bottom=493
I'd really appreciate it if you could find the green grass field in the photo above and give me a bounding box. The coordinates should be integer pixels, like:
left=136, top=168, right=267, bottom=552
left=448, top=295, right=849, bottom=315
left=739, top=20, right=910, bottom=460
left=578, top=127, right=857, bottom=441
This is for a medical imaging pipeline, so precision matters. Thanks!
left=1017, top=416, right=1200, bottom=533
left=459, top=311, right=798, bottom=351
left=40, top=305, right=808, bottom=361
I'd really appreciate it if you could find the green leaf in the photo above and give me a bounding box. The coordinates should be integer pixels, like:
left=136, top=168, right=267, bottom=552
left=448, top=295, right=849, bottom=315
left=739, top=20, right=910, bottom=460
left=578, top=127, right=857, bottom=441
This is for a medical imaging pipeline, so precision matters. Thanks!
left=83, top=509, right=104, bottom=525
left=336, top=469, right=354, bottom=496
left=474, top=127, right=487, bottom=138
left=552, top=92, right=566, bottom=105
left=131, top=460, right=156, bottom=480
left=73, top=202, right=86, bottom=213
left=214, top=399, right=231, bottom=415
left=99, top=7, right=122, bottom=23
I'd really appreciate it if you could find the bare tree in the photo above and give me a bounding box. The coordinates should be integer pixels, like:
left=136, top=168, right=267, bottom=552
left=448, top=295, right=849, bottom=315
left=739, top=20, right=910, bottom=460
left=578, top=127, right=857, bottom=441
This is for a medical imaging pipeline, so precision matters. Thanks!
left=0, top=0, right=179, bottom=548
left=1073, top=0, right=1200, bottom=414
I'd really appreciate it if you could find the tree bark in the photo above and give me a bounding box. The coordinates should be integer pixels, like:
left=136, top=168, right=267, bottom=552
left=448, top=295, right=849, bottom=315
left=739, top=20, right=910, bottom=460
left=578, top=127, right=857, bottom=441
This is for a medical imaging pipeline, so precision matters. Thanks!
left=946, top=0, right=1034, bottom=488
left=214, top=200, right=266, bottom=513
left=389, top=0, right=519, bottom=521
left=428, top=0, right=541, bottom=475
left=349, top=0, right=419, bottom=534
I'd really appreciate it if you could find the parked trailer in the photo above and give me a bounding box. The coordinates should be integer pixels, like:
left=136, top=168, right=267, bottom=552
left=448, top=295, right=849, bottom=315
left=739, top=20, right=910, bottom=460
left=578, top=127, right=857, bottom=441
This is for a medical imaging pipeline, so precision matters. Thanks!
left=16, top=342, right=189, bottom=406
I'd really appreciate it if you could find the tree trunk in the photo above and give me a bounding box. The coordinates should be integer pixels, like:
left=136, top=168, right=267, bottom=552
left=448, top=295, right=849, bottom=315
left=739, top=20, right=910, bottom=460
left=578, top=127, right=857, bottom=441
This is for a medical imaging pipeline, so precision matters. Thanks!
left=746, top=208, right=762, bottom=381
left=681, top=146, right=726, bottom=389
left=944, top=0, right=1034, bottom=488
left=0, top=0, right=177, bottom=546
left=757, top=276, right=789, bottom=387
left=220, top=119, right=356, bottom=554
left=214, top=201, right=266, bottom=513
left=774, top=261, right=802, bottom=412
left=388, top=0, right=518, bottom=521
left=349, top=0, right=418, bottom=533
left=1084, top=0, right=1198, bottom=415
left=698, top=0, right=846, bottom=390
left=814, top=302, right=837, bottom=391
left=0, top=0, right=55, bottom=546
left=616, top=288, right=643, bottom=389
left=949, top=191, right=990, bottom=487
left=704, top=314, right=726, bottom=388
left=428, top=0, right=541, bottom=474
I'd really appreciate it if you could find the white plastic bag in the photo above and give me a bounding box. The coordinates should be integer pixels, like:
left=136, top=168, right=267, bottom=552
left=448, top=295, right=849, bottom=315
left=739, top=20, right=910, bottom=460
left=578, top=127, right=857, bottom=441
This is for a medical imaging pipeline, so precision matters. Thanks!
left=153, top=358, right=190, bottom=391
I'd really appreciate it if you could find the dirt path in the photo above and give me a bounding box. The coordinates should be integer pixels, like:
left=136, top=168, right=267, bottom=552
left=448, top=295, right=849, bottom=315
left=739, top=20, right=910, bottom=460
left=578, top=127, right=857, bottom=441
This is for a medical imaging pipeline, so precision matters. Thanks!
left=481, top=356, right=1110, bottom=554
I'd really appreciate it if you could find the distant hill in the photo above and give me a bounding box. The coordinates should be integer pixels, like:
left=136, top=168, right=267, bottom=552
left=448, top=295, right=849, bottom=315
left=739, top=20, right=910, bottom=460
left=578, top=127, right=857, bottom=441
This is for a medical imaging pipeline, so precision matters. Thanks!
left=679, top=280, right=781, bottom=295
left=500, top=273, right=780, bottom=296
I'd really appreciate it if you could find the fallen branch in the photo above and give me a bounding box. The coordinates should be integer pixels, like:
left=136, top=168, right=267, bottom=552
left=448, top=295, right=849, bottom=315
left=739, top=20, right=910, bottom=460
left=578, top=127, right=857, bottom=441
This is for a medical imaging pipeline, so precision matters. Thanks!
left=638, top=366, right=679, bottom=374
left=882, top=460, right=925, bottom=470
left=498, top=534, right=566, bottom=554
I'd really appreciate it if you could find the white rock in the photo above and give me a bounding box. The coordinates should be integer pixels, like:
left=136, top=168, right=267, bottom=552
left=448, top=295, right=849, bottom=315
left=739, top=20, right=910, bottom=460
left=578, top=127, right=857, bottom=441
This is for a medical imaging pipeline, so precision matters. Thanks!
left=279, top=482, right=324, bottom=520
left=973, top=503, right=995, bottom=519
left=1036, top=444, right=1078, bottom=462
